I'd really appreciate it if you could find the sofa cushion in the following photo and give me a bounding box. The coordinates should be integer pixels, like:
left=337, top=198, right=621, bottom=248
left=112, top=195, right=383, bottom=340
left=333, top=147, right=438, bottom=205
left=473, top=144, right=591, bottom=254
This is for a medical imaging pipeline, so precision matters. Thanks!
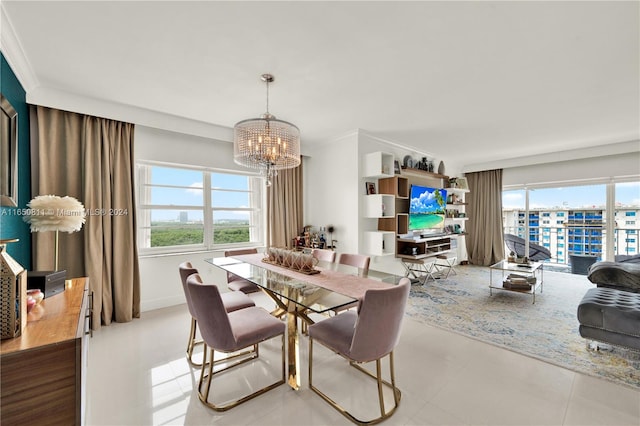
left=577, top=287, right=640, bottom=339
left=587, top=261, right=640, bottom=293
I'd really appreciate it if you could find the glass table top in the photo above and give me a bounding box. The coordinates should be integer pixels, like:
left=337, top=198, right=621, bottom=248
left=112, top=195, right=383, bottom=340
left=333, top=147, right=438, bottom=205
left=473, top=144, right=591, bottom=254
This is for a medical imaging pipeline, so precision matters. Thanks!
left=208, top=258, right=358, bottom=314
left=490, top=260, right=543, bottom=273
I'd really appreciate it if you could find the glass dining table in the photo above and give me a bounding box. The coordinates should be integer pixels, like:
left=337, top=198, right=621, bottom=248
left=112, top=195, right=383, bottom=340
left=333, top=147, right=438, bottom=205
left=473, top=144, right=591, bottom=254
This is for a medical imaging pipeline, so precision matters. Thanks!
left=206, top=253, right=401, bottom=390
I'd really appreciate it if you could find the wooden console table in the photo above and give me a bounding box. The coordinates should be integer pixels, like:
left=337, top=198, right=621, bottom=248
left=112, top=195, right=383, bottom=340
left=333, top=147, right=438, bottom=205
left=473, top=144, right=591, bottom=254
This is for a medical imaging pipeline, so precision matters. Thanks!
left=1, top=277, right=91, bottom=425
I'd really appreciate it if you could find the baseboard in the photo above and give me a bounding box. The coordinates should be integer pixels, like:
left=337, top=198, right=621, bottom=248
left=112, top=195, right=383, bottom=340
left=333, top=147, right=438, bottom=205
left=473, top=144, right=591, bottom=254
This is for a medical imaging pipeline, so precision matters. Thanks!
left=141, top=295, right=185, bottom=313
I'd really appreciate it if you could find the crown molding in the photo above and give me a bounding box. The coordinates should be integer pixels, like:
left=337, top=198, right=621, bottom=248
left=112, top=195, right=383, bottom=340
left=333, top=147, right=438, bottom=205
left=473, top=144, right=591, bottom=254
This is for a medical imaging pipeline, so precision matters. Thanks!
left=28, top=86, right=234, bottom=142
left=356, top=129, right=436, bottom=159
left=0, top=2, right=39, bottom=92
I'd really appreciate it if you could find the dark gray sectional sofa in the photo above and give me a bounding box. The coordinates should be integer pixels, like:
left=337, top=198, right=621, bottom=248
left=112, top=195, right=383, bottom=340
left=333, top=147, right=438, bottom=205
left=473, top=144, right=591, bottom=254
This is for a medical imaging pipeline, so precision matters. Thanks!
left=577, top=258, right=640, bottom=350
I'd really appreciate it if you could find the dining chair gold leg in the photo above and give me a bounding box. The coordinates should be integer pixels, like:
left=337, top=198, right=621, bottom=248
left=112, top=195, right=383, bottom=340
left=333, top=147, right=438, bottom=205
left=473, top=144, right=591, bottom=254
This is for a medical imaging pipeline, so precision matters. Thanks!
left=310, top=339, right=402, bottom=426
left=390, top=352, right=400, bottom=406
left=186, top=317, right=206, bottom=367
left=198, top=344, right=211, bottom=402
left=375, top=359, right=385, bottom=418
left=196, top=338, right=285, bottom=412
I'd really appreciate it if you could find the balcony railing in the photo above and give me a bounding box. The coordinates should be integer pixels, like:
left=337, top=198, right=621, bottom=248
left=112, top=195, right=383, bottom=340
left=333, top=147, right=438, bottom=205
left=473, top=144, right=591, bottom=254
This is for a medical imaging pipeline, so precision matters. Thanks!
left=504, top=225, right=639, bottom=272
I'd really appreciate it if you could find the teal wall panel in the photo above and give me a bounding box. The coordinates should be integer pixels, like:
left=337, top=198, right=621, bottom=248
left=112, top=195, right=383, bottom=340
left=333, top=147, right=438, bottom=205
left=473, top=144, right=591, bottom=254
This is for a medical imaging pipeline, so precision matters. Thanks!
left=1, top=52, right=32, bottom=269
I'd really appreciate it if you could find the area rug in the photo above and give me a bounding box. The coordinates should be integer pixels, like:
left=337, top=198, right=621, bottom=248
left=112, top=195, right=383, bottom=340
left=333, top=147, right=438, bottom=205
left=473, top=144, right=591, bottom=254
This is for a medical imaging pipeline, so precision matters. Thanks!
left=405, top=265, right=640, bottom=389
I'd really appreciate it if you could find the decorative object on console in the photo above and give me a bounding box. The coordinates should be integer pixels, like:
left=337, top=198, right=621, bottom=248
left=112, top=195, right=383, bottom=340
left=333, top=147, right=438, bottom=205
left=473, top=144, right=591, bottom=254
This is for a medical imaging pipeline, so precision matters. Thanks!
left=263, top=247, right=320, bottom=275
left=0, top=239, right=26, bottom=339
left=26, top=270, right=67, bottom=298
left=233, top=73, right=300, bottom=187
left=23, top=195, right=86, bottom=276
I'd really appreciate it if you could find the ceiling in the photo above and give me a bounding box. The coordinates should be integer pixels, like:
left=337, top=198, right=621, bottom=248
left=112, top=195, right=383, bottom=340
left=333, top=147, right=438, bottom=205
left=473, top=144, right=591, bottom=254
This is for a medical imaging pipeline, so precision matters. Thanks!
left=2, top=1, right=639, bottom=170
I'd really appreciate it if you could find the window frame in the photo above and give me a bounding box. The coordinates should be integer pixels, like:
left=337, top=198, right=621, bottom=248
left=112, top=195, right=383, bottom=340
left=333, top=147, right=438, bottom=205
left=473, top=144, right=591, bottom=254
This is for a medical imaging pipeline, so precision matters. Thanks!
left=136, top=161, right=264, bottom=255
left=503, top=177, right=639, bottom=262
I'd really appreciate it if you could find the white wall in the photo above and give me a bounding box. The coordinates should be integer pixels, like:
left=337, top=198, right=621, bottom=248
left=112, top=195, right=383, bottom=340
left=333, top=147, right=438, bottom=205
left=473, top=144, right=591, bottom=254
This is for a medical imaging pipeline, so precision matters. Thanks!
left=503, top=150, right=640, bottom=187
left=304, top=131, right=360, bottom=255
left=135, top=125, right=240, bottom=170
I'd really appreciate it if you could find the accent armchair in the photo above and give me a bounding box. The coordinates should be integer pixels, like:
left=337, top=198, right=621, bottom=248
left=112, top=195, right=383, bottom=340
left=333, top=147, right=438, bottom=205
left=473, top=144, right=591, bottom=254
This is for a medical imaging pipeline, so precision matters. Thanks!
left=504, top=233, right=552, bottom=261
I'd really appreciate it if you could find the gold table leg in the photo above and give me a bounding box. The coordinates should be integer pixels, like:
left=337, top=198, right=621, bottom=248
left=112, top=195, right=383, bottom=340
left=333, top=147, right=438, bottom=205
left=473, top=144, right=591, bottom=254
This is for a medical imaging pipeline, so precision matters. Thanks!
left=260, top=287, right=314, bottom=391
left=287, top=303, right=300, bottom=390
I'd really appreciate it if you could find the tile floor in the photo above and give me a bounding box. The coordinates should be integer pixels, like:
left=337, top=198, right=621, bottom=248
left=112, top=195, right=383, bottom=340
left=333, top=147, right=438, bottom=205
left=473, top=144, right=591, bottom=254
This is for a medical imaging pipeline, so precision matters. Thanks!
left=86, top=291, right=640, bottom=426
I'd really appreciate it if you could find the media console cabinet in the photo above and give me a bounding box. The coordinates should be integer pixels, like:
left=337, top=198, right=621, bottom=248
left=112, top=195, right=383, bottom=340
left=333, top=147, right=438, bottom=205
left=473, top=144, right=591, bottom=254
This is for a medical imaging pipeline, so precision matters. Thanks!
left=1, top=277, right=91, bottom=425
left=396, top=236, right=453, bottom=283
left=396, top=235, right=452, bottom=259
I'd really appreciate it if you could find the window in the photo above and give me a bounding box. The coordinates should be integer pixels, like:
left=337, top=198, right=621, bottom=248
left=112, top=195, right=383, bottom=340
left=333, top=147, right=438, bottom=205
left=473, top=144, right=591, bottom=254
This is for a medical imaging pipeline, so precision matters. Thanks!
left=137, top=162, right=264, bottom=253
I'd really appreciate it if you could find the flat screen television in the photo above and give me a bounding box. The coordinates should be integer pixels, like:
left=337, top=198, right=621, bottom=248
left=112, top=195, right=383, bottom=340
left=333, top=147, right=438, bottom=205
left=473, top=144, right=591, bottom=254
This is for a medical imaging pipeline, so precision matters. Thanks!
left=409, top=185, right=447, bottom=233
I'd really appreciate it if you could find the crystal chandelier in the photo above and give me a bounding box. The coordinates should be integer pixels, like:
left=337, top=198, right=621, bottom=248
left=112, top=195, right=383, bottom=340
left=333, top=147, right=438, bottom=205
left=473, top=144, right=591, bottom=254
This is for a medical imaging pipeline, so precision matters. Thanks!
left=233, top=74, right=301, bottom=186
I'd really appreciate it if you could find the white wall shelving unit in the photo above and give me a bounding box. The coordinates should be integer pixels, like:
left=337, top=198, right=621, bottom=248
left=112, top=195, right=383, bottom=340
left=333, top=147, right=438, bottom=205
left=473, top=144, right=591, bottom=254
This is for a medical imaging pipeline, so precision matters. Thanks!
left=445, top=186, right=470, bottom=263
left=363, top=194, right=396, bottom=218
left=362, top=151, right=396, bottom=256
left=363, top=151, right=395, bottom=179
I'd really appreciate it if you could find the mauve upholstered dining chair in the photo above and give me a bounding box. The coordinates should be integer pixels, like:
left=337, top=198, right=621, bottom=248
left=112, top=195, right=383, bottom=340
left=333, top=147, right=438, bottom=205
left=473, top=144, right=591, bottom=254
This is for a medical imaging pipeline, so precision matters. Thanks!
left=338, top=253, right=371, bottom=276
left=224, top=248, right=261, bottom=293
left=312, top=248, right=337, bottom=263
left=186, top=274, right=286, bottom=411
left=308, top=278, right=411, bottom=425
left=178, top=262, right=255, bottom=366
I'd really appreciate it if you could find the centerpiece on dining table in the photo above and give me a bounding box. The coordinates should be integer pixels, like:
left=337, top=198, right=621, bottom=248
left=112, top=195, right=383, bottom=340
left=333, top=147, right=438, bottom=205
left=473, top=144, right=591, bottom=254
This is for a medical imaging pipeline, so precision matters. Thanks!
left=263, top=247, right=320, bottom=275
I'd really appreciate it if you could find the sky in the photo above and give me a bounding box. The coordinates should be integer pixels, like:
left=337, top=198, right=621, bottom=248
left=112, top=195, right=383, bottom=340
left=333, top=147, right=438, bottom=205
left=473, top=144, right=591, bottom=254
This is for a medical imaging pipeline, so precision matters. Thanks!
left=503, top=182, right=640, bottom=210
left=148, top=166, right=252, bottom=222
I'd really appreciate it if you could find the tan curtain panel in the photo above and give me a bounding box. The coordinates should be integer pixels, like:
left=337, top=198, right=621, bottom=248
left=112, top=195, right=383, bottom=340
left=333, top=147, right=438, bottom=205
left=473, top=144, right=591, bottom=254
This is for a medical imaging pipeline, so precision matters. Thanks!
left=465, top=169, right=505, bottom=265
left=267, top=162, right=303, bottom=248
left=30, top=105, right=140, bottom=327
